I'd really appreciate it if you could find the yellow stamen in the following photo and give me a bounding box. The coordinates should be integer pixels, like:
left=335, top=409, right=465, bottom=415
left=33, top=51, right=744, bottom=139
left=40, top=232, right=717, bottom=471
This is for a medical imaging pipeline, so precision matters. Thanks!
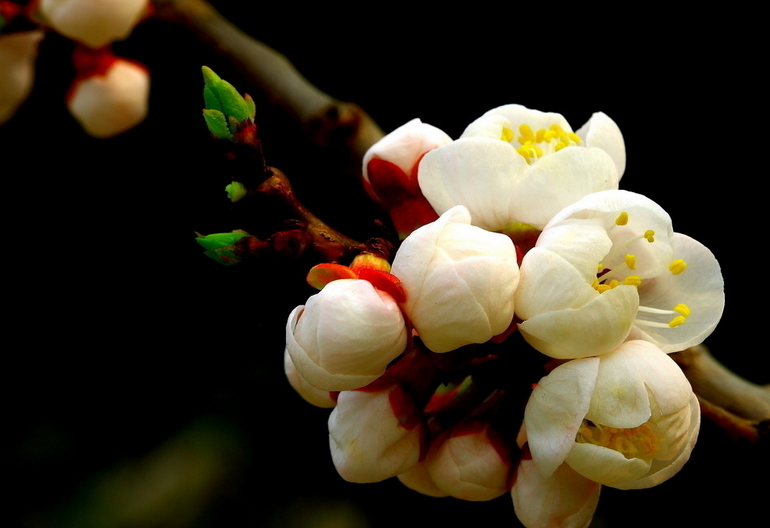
left=577, top=421, right=659, bottom=459
left=644, top=230, right=655, bottom=242
left=668, top=316, right=686, bottom=328
left=625, top=254, right=637, bottom=270
left=615, top=212, right=629, bottom=226
left=623, top=276, right=642, bottom=287
left=669, top=259, right=687, bottom=275
left=501, top=126, right=514, bottom=143
left=674, top=304, right=691, bottom=317
left=518, top=124, right=535, bottom=144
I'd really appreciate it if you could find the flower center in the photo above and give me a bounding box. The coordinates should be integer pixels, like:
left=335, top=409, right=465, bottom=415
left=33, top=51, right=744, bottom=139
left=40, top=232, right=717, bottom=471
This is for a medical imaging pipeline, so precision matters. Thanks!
left=592, top=212, right=691, bottom=329
left=576, top=420, right=660, bottom=460
left=501, top=123, right=582, bottom=164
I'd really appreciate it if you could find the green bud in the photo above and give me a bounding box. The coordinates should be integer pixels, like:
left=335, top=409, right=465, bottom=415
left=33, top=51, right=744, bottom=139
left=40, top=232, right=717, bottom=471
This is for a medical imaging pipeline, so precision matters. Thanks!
left=201, top=66, right=256, bottom=140
left=196, top=229, right=250, bottom=265
left=225, top=181, right=247, bottom=202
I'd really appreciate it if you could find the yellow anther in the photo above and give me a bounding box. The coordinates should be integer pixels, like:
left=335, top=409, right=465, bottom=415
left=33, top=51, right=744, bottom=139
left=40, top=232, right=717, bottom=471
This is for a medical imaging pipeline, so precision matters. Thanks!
left=623, top=276, right=642, bottom=287
left=554, top=142, right=567, bottom=152
left=597, top=263, right=606, bottom=272
left=501, top=126, right=514, bottom=143
left=568, top=132, right=582, bottom=144
left=536, top=128, right=547, bottom=142
left=674, top=304, right=691, bottom=317
left=577, top=421, right=659, bottom=459
left=644, top=230, right=655, bottom=242
left=669, top=259, right=687, bottom=275
left=624, top=254, right=637, bottom=270
left=517, top=142, right=543, bottom=161
left=518, top=124, right=535, bottom=144
left=668, top=316, right=686, bottom=328
left=615, top=212, right=629, bottom=226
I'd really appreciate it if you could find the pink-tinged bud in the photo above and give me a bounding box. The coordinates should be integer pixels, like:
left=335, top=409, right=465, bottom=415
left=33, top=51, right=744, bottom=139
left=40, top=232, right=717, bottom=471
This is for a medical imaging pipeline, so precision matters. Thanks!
left=328, top=384, right=424, bottom=483
left=0, top=30, right=44, bottom=125
left=362, top=119, right=452, bottom=238
left=391, top=206, right=520, bottom=353
left=425, top=420, right=513, bottom=501
left=285, top=279, right=407, bottom=392
left=396, top=462, right=449, bottom=497
left=38, top=0, right=148, bottom=48
left=283, top=349, right=336, bottom=409
left=66, top=54, right=149, bottom=138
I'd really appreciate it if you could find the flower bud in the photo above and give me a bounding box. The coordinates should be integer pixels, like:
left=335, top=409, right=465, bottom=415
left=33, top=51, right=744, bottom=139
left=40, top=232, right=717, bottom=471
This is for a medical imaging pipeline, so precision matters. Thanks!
left=66, top=54, right=149, bottom=138
left=285, top=279, right=407, bottom=391
left=0, top=30, right=44, bottom=125
left=425, top=420, right=512, bottom=501
left=283, top=350, right=336, bottom=409
left=390, top=205, right=519, bottom=353
left=328, top=384, right=423, bottom=483
left=38, top=0, right=147, bottom=48
left=362, top=118, right=452, bottom=238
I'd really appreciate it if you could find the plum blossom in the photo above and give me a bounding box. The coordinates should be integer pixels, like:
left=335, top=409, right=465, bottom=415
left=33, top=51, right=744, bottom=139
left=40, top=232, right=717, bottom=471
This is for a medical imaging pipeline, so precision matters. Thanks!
left=0, top=29, right=44, bottom=125
left=390, top=205, right=520, bottom=353
left=328, top=383, right=424, bottom=483
left=513, top=340, right=699, bottom=527
left=362, top=118, right=452, bottom=238
left=285, top=278, right=407, bottom=392
left=522, top=340, right=699, bottom=487
left=38, top=0, right=148, bottom=48
left=418, top=104, right=625, bottom=232
left=515, top=189, right=724, bottom=359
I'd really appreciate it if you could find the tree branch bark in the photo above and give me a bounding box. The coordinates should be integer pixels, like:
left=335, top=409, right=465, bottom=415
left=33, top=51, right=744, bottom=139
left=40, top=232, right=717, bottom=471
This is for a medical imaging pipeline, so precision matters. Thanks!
left=671, top=345, right=770, bottom=442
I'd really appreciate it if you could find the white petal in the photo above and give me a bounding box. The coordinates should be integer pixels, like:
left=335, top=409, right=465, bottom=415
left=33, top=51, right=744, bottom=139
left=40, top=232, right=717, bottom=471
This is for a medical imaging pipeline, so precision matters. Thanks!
left=630, top=233, right=725, bottom=352
left=510, top=147, right=619, bottom=230
left=396, top=462, right=449, bottom=497
left=518, top=286, right=639, bottom=359
left=0, top=30, right=44, bottom=124
left=283, top=349, right=336, bottom=408
left=363, top=118, right=452, bottom=177
left=515, top=248, right=602, bottom=320
left=418, top=138, right=529, bottom=232
left=614, top=393, right=700, bottom=490
left=512, top=452, right=601, bottom=528
left=575, top=111, right=626, bottom=180
left=566, top=442, right=651, bottom=486
left=328, top=387, right=422, bottom=483
left=467, top=104, right=572, bottom=135
left=524, top=357, right=599, bottom=477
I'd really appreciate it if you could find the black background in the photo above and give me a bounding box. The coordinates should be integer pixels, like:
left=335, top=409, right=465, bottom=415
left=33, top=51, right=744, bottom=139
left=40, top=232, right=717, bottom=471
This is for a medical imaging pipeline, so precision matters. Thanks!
left=4, top=2, right=767, bottom=527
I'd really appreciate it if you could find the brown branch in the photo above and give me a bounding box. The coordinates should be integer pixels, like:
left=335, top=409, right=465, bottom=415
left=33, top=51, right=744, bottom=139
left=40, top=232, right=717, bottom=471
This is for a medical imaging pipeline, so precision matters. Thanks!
left=151, top=0, right=384, bottom=168
left=671, top=345, right=770, bottom=442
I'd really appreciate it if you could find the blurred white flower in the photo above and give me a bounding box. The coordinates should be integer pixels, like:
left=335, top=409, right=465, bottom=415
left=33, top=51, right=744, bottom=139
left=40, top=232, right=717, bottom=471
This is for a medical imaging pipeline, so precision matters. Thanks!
left=0, top=30, right=44, bottom=125
left=390, top=205, right=520, bottom=353
left=66, top=56, right=150, bottom=138
left=515, top=190, right=724, bottom=358
left=39, top=0, right=147, bottom=48
left=418, top=104, right=624, bottom=231
left=285, top=278, right=407, bottom=392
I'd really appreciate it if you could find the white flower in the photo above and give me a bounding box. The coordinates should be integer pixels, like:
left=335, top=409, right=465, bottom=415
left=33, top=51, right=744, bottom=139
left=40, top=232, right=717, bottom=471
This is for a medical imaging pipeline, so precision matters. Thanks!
left=328, top=384, right=423, bottom=483
left=418, top=104, right=624, bottom=232
left=390, top=205, right=520, bottom=353
left=515, top=190, right=724, bottom=359
left=66, top=57, right=150, bottom=138
left=39, top=0, right=147, bottom=48
left=285, top=279, right=407, bottom=392
left=523, top=340, right=700, bottom=489
left=0, top=30, right=44, bottom=125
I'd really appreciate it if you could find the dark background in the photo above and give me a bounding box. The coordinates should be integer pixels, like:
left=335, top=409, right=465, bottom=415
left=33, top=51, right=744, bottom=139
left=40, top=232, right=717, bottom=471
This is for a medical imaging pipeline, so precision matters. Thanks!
left=4, top=2, right=766, bottom=527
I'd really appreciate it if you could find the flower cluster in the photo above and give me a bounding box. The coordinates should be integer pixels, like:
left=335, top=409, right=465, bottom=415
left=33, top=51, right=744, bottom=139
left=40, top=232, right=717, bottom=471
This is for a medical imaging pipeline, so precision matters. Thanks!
left=283, top=104, right=725, bottom=528
left=0, top=0, right=150, bottom=137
